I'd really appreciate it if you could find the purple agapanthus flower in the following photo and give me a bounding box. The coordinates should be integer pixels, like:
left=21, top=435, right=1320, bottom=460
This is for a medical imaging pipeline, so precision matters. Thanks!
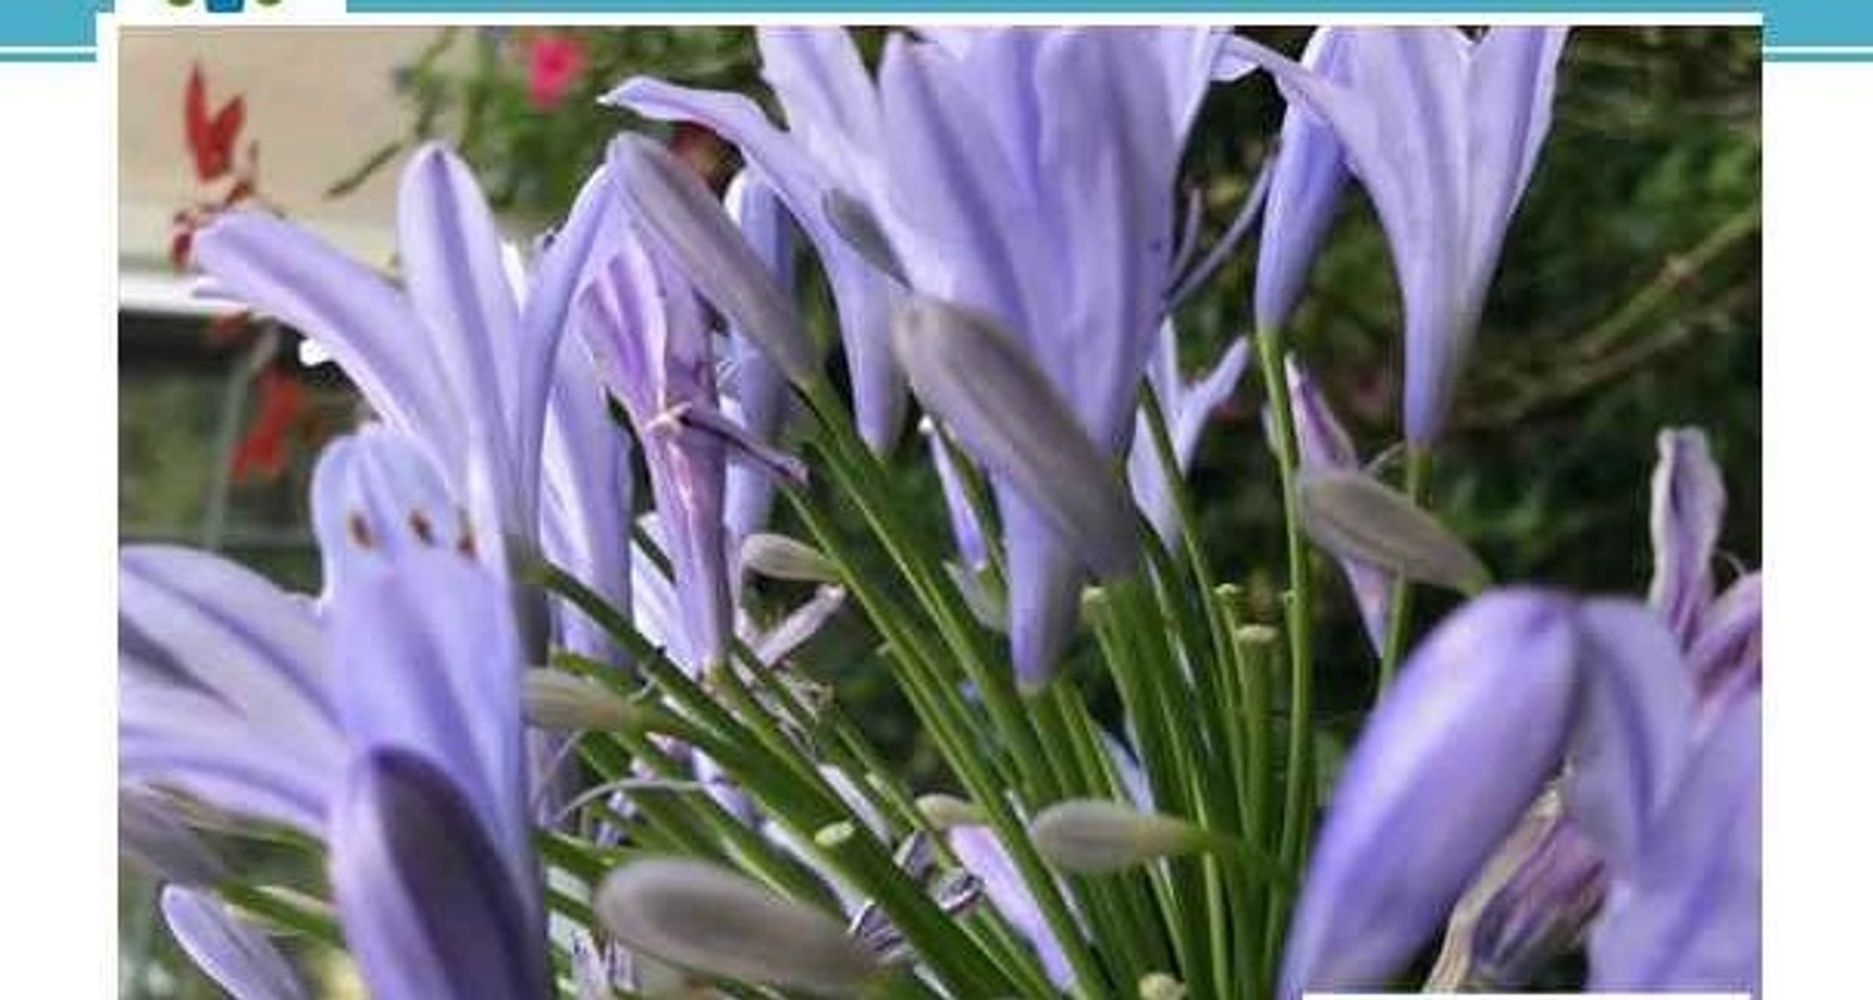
left=617, top=26, right=1250, bottom=685
left=1239, top=27, right=1568, bottom=443
left=607, top=27, right=907, bottom=452
left=1432, top=426, right=1761, bottom=987
left=192, top=145, right=632, bottom=662
left=879, top=28, right=1251, bottom=685
left=121, top=430, right=550, bottom=999
left=1279, top=583, right=1758, bottom=997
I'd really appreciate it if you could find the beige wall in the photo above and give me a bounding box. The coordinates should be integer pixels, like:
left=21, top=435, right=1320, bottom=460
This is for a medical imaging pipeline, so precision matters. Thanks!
left=120, top=27, right=445, bottom=272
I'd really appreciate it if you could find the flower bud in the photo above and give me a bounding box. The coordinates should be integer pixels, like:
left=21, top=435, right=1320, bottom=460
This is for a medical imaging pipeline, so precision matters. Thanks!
left=1299, top=468, right=1490, bottom=594
left=596, top=858, right=881, bottom=994
left=121, top=785, right=227, bottom=886
left=916, top=793, right=987, bottom=829
left=823, top=189, right=907, bottom=285
left=1030, top=799, right=1204, bottom=874
left=523, top=670, right=636, bottom=732
left=1138, top=971, right=1188, bottom=1000
left=893, top=297, right=1139, bottom=580
left=740, top=532, right=840, bottom=584
left=605, top=134, right=820, bottom=387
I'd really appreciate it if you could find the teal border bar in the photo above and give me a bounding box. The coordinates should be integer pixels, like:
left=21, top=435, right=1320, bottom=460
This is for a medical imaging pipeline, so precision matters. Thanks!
left=1766, top=1, right=1873, bottom=48
left=0, top=0, right=1865, bottom=66
left=352, top=0, right=1754, bottom=11
left=0, top=2, right=111, bottom=51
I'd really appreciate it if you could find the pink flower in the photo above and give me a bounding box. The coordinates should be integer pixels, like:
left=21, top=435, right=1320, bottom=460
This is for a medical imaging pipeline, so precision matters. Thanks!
left=527, top=33, right=586, bottom=110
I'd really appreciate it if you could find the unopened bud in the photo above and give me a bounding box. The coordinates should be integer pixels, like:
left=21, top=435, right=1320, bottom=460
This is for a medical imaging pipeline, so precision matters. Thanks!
left=915, top=794, right=986, bottom=830
left=1030, top=799, right=1205, bottom=874
left=1139, top=971, right=1188, bottom=1000
left=596, top=858, right=881, bottom=994
left=524, top=670, right=636, bottom=732
left=740, top=533, right=839, bottom=584
left=814, top=820, right=857, bottom=849
left=120, top=786, right=226, bottom=886
left=1299, top=468, right=1491, bottom=594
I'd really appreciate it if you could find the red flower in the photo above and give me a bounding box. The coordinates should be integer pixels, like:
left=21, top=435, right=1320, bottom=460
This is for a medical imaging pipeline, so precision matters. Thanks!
left=185, top=64, right=245, bottom=183
left=526, top=33, right=586, bottom=110
left=231, top=368, right=307, bottom=483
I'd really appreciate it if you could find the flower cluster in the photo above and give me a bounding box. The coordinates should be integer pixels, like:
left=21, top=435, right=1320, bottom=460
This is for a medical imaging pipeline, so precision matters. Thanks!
left=120, top=26, right=1756, bottom=1000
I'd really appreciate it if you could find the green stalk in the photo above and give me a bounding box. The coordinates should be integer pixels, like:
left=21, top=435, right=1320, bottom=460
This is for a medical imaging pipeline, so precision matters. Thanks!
left=1255, top=326, right=1319, bottom=973
left=785, top=486, right=1110, bottom=997
left=800, top=384, right=1064, bottom=802
left=1377, top=446, right=1434, bottom=690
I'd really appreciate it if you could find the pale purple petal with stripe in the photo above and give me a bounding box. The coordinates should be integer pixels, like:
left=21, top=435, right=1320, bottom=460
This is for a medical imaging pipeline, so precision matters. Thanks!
left=161, top=886, right=308, bottom=1000
left=1129, top=324, right=1251, bottom=542
left=327, top=545, right=533, bottom=900
left=190, top=212, right=461, bottom=464
left=1280, top=589, right=1578, bottom=997
left=1647, top=427, right=1728, bottom=643
left=1566, top=599, right=1695, bottom=874
left=329, top=749, right=549, bottom=1000
left=1687, top=572, right=1761, bottom=727
left=397, top=145, right=533, bottom=546
left=1254, top=27, right=1354, bottom=334
left=723, top=171, right=796, bottom=544
left=578, top=237, right=733, bottom=672
left=119, top=546, right=341, bottom=833
left=1588, top=693, right=1760, bottom=995
left=1460, top=27, right=1568, bottom=312
left=948, top=825, right=1074, bottom=989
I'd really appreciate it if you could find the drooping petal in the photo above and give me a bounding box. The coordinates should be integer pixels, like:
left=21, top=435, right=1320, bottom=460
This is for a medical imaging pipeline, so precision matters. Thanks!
left=1646, top=427, right=1728, bottom=643
left=1280, top=589, right=1578, bottom=996
left=161, top=885, right=309, bottom=1000
left=190, top=212, right=461, bottom=470
left=1254, top=27, right=1354, bottom=334
left=924, top=417, right=992, bottom=569
left=1237, top=28, right=1565, bottom=443
left=1566, top=599, right=1695, bottom=875
left=1588, top=693, right=1760, bottom=994
left=578, top=243, right=734, bottom=673
left=329, top=749, right=548, bottom=1000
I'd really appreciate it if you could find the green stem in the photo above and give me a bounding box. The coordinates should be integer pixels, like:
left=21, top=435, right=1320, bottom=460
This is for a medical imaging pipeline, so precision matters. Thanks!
left=1255, top=327, right=1318, bottom=973
left=1377, top=446, right=1434, bottom=691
